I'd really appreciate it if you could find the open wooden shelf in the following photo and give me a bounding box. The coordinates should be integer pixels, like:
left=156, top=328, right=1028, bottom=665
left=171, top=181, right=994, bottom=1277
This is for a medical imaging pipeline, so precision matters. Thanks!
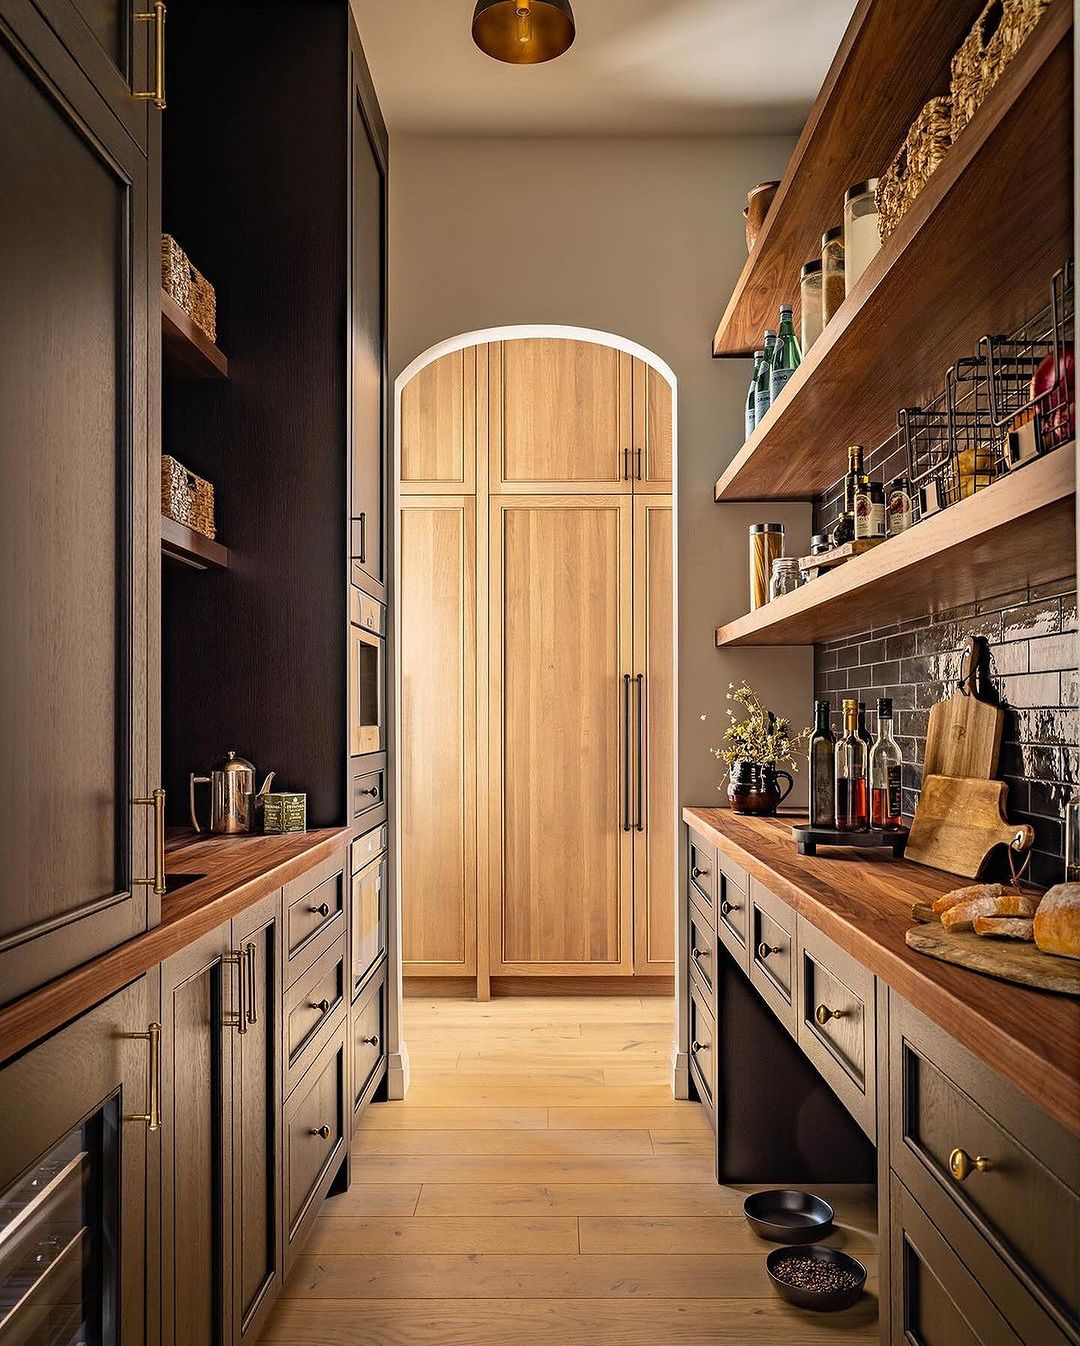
left=714, top=447, right=1075, bottom=647
left=161, top=515, right=229, bottom=571
left=161, top=289, right=228, bottom=379
left=712, top=0, right=1072, bottom=502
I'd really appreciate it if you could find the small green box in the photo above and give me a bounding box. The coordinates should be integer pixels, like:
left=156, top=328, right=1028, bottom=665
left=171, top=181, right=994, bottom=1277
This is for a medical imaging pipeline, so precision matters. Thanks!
left=262, top=792, right=307, bottom=833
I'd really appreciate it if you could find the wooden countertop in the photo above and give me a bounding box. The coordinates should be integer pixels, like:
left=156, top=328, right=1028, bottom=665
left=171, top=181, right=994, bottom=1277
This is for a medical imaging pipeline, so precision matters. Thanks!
left=684, top=807, right=1080, bottom=1136
left=0, top=827, right=351, bottom=1065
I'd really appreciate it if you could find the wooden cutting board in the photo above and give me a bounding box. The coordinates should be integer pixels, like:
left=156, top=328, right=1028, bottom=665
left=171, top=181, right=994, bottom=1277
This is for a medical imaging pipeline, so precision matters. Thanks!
left=906, top=924, right=1080, bottom=996
left=906, top=775, right=1034, bottom=878
left=922, top=635, right=1004, bottom=779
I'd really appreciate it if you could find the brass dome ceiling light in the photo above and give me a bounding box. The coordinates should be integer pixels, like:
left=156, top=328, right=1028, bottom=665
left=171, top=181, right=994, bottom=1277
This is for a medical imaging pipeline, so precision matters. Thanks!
left=472, top=0, right=576, bottom=64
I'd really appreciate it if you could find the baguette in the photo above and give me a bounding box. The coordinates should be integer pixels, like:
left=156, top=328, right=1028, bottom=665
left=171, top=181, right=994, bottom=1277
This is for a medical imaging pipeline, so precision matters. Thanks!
left=973, top=916, right=1035, bottom=941
left=941, top=892, right=1038, bottom=932
left=1033, top=883, right=1080, bottom=960
left=932, top=882, right=1005, bottom=916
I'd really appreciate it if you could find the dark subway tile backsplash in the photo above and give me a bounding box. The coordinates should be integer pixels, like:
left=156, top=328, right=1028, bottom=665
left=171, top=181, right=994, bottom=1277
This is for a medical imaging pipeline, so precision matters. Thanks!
left=814, top=579, right=1079, bottom=888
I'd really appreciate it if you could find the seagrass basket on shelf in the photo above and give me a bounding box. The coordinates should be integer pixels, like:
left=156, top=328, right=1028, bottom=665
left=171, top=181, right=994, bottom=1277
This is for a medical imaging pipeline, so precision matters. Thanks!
left=877, top=96, right=952, bottom=242
left=160, top=233, right=218, bottom=344
left=162, top=455, right=216, bottom=540
left=950, top=0, right=1052, bottom=139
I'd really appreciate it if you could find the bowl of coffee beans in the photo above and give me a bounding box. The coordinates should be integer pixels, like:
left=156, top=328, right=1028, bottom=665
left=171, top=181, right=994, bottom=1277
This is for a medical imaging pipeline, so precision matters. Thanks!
left=765, top=1245, right=867, bottom=1311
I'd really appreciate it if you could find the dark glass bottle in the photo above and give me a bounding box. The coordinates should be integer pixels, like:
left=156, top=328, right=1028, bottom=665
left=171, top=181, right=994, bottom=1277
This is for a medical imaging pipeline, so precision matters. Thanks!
left=835, top=697, right=868, bottom=831
left=769, top=304, right=802, bottom=402
left=831, top=444, right=869, bottom=546
left=809, top=699, right=835, bottom=828
left=870, top=696, right=903, bottom=829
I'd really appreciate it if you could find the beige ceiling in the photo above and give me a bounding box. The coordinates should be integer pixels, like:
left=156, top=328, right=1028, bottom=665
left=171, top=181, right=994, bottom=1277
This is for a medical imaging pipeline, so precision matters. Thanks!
left=350, top=0, right=858, bottom=136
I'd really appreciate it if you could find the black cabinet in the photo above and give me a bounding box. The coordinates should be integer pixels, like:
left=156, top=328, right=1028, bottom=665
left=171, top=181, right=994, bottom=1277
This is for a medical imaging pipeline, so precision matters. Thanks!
left=0, top=977, right=155, bottom=1345
left=0, top=0, right=158, bottom=1005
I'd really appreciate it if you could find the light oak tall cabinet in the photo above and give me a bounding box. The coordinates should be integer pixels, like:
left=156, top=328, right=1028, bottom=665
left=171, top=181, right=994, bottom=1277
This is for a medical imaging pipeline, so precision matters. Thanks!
left=400, top=338, right=673, bottom=995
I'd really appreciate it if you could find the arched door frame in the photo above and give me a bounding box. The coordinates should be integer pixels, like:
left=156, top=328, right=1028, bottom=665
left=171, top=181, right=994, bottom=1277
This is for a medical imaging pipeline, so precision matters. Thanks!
left=384, top=325, right=686, bottom=1103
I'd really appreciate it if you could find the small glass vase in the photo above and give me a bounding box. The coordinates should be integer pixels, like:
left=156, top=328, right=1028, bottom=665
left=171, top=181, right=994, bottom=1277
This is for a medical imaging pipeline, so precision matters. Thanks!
left=727, top=760, right=794, bottom=816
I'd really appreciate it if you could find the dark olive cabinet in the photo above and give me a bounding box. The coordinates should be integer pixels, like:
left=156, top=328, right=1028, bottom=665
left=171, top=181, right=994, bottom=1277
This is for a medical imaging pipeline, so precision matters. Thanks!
left=0, top=0, right=158, bottom=1006
left=0, top=977, right=155, bottom=1345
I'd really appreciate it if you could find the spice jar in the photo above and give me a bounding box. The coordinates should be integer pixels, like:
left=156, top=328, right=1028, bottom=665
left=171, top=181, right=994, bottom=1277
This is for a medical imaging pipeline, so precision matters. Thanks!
left=749, top=523, right=784, bottom=611
left=769, top=557, right=802, bottom=602
left=810, top=533, right=830, bottom=555
left=822, top=227, right=845, bottom=325
left=843, top=180, right=881, bottom=294
left=800, top=260, right=823, bottom=354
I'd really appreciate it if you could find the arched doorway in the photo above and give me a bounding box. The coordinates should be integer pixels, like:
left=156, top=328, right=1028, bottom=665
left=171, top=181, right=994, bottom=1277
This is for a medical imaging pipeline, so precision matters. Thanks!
left=386, top=327, right=678, bottom=1098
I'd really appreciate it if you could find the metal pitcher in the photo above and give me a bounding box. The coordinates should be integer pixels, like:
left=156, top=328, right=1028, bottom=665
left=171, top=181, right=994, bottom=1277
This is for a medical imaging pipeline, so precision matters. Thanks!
left=189, top=752, right=276, bottom=835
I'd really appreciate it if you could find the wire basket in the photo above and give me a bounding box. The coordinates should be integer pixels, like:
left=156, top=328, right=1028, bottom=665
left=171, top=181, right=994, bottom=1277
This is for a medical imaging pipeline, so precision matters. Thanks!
left=981, top=262, right=1075, bottom=468
left=901, top=357, right=998, bottom=519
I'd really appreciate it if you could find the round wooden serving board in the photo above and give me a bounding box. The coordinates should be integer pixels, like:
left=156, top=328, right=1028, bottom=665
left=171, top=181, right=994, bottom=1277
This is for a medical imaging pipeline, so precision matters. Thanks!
left=906, top=924, right=1080, bottom=996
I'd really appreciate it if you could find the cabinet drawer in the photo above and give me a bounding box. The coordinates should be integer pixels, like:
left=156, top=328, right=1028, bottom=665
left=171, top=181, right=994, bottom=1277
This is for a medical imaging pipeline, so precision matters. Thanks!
left=889, top=1176, right=1023, bottom=1346
left=687, top=829, right=717, bottom=908
left=284, top=867, right=345, bottom=985
left=352, top=769, right=385, bottom=824
left=284, top=935, right=347, bottom=1098
left=796, top=918, right=876, bottom=1139
left=716, top=862, right=749, bottom=971
left=284, top=1028, right=347, bottom=1272
left=688, top=976, right=716, bottom=1122
left=687, top=896, right=716, bottom=998
left=890, top=995, right=1079, bottom=1342
left=352, top=968, right=387, bottom=1116
left=748, top=879, right=795, bottom=1035
left=351, top=822, right=387, bottom=870
left=352, top=848, right=387, bottom=997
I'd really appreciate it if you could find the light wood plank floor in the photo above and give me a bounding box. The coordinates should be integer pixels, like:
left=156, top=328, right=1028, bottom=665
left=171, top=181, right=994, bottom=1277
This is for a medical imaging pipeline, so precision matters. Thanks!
left=263, top=996, right=878, bottom=1345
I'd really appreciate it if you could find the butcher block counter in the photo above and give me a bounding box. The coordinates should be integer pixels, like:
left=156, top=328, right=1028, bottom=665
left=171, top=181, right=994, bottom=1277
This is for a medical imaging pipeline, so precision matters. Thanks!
left=684, top=807, right=1080, bottom=1137
left=0, top=827, right=351, bottom=1063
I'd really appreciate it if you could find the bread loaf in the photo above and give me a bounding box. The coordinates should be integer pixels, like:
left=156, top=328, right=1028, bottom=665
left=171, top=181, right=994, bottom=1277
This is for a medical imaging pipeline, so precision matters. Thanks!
left=932, top=882, right=1005, bottom=916
left=941, top=892, right=1038, bottom=932
left=973, top=916, right=1035, bottom=940
left=1033, top=883, right=1080, bottom=960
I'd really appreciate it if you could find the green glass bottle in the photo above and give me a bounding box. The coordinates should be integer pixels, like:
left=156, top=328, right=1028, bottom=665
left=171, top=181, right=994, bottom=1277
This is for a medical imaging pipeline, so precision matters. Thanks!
left=769, top=304, right=802, bottom=402
left=745, top=350, right=764, bottom=441
left=754, top=330, right=778, bottom=425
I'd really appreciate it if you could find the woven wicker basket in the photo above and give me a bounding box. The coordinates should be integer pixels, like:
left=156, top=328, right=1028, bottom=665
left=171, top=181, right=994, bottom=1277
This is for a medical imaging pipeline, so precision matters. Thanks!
left=950, top=0, right=1051, bottom=138
left=160, top=233, right=218, bottom=344
left=877, top=96, right=953, bottom=242
left=162, top=455, right=216, bottom=540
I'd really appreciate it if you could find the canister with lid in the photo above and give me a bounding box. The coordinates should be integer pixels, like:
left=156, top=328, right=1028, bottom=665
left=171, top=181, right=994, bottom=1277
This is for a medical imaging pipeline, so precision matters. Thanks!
left=800, top=260, right=823, bottom=353
left=822, top=227, right=845, bottom=324
left=749, top=523, right=784, bottom=611
left=844, top=179, right=881, bottom=293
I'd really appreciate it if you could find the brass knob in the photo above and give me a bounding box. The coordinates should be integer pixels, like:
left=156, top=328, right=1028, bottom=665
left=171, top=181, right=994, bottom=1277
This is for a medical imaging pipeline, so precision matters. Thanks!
left=949, top=1147, right=992, bottom=1182
left=310, top=1124, right=332, bottom=1140
left=691, top=865, right=708, bottom=879
left=311, top=998, right=331, bottom=1014
left=691, top=1039, right=709, bottom=1053
left=815, top=1004, right=848, bottom=1026
left=757, top=942, right=781, bottom=960
left=310, top=901, right=331, bottom=917
left=691, top=946, right=705, bottom=960
left=362, top=1034, right=380, bottom=1047
left=721, top=899, right=738, bottom=916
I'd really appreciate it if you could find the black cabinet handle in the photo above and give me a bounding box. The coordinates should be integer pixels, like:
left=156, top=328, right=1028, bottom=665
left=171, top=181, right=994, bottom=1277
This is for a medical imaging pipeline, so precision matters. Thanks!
left=691, top=865, right=708, bottom=880
left=361, top=1034, right=380, bottom=1047
left=720, top=899, right=738, bottom=916
left=691, top=946, right=706, bottom=961
left=757, top=942, right=781, bottom=960
left=310, top=901, right=331, bottom=917
left=310, top=1124, right=332, bottom=1140
left=635, top=673, right=644, bottom=832
left=691, top=1039, right=709, bottom=1053
left=311, top=998, right=331, bottom=1014
left=350, top=514, right=367, bottom=565
left=357, top=785, right=380, bottom=799
left=622, top=674, right=631, bottom=832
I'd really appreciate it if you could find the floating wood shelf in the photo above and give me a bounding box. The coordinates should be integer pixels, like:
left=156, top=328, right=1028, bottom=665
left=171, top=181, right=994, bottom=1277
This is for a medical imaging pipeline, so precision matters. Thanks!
left=161, top=289, right=228, bottom=379
left=712, top=0, right=1072, bottom=502
left=161, top=515, right=229, bottom=571
left=714, top=448, right=1075, bottom=647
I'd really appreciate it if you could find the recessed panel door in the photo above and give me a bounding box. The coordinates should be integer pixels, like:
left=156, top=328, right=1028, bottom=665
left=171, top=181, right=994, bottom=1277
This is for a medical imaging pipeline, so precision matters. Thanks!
left=632, top=358, right=673, bottom=491
left=400, top=347, right=477, bottom=493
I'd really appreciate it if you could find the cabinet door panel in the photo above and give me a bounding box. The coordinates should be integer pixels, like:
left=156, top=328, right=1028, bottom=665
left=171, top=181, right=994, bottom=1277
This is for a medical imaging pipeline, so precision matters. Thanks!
left=0, top=3, right=151, bottom=1003
left=400, top=348, right=476, bottom=493
left=490, top=496, right=634, bottom=973
left=349, top=82, right=386, bottom=598
left=633, top=496, right=674, bottom=972
left=493, top=340, right=632, bottom=492
left=400, top=497, right=476, bottom=976
left=632, top=359, right=673, bottom=491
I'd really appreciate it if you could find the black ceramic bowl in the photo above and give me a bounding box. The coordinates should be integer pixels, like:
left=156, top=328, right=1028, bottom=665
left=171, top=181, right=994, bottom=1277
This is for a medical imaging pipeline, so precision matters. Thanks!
left=743, top=1189, right=835, bottom=1243
left=765, top=1245, right=867, bottom=1312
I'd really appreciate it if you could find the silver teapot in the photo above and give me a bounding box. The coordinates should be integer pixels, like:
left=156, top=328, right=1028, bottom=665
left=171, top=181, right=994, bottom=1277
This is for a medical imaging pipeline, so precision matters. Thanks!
left=189, top=752, right=276, bottom=835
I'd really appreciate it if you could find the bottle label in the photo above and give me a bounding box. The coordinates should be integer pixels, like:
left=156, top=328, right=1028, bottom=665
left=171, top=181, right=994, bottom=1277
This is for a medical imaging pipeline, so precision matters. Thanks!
left=770, top=367, right=794, bottom=402
left=887, top=487, right=913, bottom=534
left=888, top=764, right=902, bottom=819
left=755, top=388, right=771, bottom=423
left=854, top=490, right=885, bottom=539
left=745, top=404, right=756, bottom=440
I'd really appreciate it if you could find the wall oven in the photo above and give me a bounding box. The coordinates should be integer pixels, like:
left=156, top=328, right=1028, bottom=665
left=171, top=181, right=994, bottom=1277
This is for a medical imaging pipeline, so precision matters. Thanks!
left=349, top=588, right=385, bottom=757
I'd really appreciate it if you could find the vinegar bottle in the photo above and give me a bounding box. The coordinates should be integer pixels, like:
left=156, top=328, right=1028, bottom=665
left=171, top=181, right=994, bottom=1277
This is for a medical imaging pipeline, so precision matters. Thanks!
left=835, top=697, right=868, bottom=831
left=870, top=696, right=904, bottom=829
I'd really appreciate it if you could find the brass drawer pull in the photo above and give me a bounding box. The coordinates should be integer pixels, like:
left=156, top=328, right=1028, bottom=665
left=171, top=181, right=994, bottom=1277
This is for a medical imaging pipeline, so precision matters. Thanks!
left=361, top=1034, right=380, bottom=1047
left=124, top=1022, right=162, bottom=1132
left=133, top=1, right=166, bottom=109
left=949, top=1147, right=994, bottom=1182
left=245, top=942, right=258, bottom=1025
left=815, top=1004, right=848, bottom=1026
left=222, top=951, right=248, bottom=1035
left=691, top=865, right=709, bottom=880
left=310, top=1124, right=332, bottom=1140
left=757, top=942, right=781, bottom=960
left=310, top=901, right=331, bottom=917
left=691, top=946, right=706, bottom=961
left=691, top=1039, right=709, bottom=1053
left=133, top=788, right=167, bottom=896
left=720, top=898, right=739, bottom=916
left=311, top=998, right=331, bottom=1014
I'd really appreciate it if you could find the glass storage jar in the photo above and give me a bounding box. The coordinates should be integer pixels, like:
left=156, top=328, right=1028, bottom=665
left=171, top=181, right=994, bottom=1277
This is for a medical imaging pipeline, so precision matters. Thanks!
left=800, top=259, right=823, bottom=353
left=769, top=557, right=802, bottom=601
left=822, top=227, right=845, bottom=325
left=844, top=179, right=881, bottom=294
left=749, top=522, right=784, bottom=611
